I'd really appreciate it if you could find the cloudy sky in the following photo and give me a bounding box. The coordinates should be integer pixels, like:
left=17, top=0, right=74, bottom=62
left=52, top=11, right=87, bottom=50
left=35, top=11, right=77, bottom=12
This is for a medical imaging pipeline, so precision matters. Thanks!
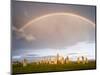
left=12, top=1, right=96, bottom=61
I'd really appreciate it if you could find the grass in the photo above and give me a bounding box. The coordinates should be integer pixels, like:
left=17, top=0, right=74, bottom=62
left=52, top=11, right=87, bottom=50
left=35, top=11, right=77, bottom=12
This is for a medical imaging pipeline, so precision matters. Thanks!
left=12, top=60, right=96, bottom=75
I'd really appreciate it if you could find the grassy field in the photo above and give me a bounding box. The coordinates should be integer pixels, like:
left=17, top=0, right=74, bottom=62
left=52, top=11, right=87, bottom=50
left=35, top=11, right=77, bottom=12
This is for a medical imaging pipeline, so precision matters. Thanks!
left=12, top=60, right=96, bottom=75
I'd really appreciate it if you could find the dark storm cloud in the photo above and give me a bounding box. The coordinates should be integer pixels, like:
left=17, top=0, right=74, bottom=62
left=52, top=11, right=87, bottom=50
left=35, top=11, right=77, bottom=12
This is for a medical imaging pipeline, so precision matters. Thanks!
left=12, top=1, right=96, bottom=28
left=12, top=1, right=96, bottom=52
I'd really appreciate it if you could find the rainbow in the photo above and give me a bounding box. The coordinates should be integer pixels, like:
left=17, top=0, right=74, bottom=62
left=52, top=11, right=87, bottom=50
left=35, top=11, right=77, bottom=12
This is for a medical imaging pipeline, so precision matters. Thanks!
left=19, top=12, right=95, bottom=31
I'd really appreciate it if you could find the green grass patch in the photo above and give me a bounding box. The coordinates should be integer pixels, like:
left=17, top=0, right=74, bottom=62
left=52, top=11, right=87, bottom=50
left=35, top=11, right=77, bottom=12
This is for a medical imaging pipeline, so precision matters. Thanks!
left=12, top=60, right=96, bottom=75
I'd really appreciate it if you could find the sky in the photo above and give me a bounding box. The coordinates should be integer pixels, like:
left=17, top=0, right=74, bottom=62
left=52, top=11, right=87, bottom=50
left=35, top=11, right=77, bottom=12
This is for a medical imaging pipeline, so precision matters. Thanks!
left=11, top=1, right=96, bottom=61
